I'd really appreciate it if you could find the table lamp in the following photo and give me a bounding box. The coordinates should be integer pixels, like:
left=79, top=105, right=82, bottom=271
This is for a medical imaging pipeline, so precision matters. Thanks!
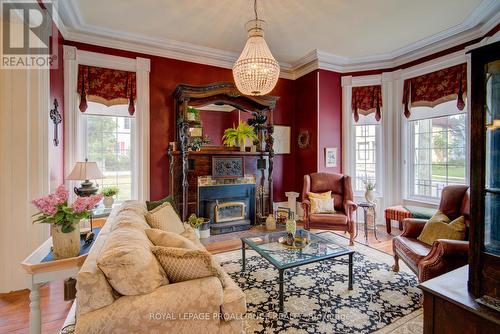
left=67, top=159, right=104, bottom=196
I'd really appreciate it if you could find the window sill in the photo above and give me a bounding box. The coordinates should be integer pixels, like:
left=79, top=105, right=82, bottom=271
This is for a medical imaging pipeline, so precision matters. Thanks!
left=403, top=197, right=439, bottom=208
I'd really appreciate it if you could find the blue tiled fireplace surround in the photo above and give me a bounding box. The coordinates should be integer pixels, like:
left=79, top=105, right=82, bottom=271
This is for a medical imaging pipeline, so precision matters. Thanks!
left=198, top=184, right=255, bottom=234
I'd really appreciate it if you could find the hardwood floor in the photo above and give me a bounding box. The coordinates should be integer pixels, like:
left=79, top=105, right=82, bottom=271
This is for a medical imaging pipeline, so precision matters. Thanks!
left=0, top=224, right=399, bottom=334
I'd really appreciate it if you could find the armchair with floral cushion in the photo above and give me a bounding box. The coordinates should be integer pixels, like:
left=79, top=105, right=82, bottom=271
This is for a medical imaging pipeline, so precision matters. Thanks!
left=392, top=185, right=470, bottom=282
left=301, top=173, right=357, bottom=245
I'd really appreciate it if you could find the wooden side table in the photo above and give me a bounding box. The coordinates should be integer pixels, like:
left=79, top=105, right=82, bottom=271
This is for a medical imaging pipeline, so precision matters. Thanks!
left=21, top=227, right=101, bottom=334
left=354, top=202, right=379, bottom=243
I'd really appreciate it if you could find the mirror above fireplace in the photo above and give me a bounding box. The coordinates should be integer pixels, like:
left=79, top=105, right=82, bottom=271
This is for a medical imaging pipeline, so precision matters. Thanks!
left=169, top=82, right=279, bottom=222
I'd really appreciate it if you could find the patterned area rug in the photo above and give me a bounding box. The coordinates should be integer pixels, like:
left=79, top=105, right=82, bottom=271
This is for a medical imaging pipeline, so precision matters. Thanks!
left=215, top=232, right=422, bottom=334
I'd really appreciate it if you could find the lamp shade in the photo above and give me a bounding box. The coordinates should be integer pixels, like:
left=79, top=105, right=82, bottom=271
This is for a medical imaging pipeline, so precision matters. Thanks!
left=67, top=161, right=103, bottom=180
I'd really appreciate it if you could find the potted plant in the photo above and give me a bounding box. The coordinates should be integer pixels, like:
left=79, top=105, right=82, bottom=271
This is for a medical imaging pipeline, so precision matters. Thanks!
left=32, top=185, right=103, bottom=259
left=101, top=186, right=119, bottom=208
left=363, top=180, right=376, bottom=203
left=187, top=213, right=210, bottom=239
left=188, top=136, right=211, bottom=151
left=222, top=122, right=258, bottom=152
left=186, top=107, right=200, bottom=122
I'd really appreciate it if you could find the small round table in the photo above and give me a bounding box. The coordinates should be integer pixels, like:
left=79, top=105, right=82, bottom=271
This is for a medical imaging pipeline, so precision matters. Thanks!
left=354, top=201, right=379, bottom=243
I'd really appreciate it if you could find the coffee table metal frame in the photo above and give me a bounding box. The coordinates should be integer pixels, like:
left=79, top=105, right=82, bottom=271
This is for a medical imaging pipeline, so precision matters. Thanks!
left=241, top=231, right=354, bottom=313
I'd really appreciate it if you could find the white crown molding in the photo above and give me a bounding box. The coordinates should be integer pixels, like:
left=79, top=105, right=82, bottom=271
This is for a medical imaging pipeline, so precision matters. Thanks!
left=57, top=0, right=499, bottom=80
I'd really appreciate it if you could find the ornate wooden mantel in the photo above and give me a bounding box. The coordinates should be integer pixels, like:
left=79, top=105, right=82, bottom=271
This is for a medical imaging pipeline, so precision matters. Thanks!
left=169, top=82, right=279, bottom=221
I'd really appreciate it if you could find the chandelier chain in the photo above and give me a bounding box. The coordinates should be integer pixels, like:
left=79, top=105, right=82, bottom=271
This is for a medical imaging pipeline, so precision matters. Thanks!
left=254, top=0, right=258, bottom=21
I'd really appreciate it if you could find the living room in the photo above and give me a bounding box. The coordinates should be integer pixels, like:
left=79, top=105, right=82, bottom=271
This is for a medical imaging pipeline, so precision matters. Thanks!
left=0, top=0, right=499, bottom=333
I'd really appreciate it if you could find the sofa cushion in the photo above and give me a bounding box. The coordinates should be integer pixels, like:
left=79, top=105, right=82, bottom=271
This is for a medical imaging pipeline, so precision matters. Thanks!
left=145, top=202, right=185, bottom=234
left=76, top=214, right=116, bottom=316
left=394, top=236, right=432, bottom=271
left=418, top=212, right=466, bottom=246
left=152, top=246, right=226, bottom=287
left=97, top=226, right=168, bottom=296
left=146, top=195, right=177, bottom=212
left=309, top=213, right=347, bottom=225
left=178, top=223, right=205, bottom=249
left=145, top=228, right=198, bottom=250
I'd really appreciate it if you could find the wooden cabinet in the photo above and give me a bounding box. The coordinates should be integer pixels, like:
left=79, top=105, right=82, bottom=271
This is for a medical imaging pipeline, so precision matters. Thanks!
left=469, top=40, right=500, bottom=299
left=420, top=266, right=500, bottom=334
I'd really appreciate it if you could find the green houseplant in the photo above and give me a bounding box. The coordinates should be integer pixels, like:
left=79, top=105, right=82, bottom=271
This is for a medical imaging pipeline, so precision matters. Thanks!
left=187, top=213, right=210, bottom=239
left=101, top=186, right=119, bottom=208
left=222, top=122, right=258, bottom=152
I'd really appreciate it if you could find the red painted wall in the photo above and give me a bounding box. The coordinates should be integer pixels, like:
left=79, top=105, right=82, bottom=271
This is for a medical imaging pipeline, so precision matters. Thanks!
left=64, top=40, right=295, bottom=202
left=293, top=71, right=319, bottom=192
left=318, top=70, right=342, bottom=174
left=199, top=110, right=236, bottom=146
left=49, top=16, right=64, bottom=190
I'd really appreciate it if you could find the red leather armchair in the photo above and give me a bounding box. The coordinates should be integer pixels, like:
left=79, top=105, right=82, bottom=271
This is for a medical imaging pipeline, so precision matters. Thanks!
left=302, top=173, right=357, bottom=245
left=392, top=185, right=470, bottom=282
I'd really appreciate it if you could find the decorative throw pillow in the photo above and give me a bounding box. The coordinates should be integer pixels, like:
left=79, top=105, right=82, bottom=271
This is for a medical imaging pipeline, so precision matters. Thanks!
left=152, top=246, right=226, bottom=287
left=308, top=191, right=335, bottom=214
left=97, top=227, right=168, bottom=296
left=145, top=228, right=198, bottom=250
left=146, top=195, right=177, bottom=212
left=310, top=197, right=335, bottom=214
left=145, top=202, right=185, bottom=234
left=417, top=211, right=466, bottom=246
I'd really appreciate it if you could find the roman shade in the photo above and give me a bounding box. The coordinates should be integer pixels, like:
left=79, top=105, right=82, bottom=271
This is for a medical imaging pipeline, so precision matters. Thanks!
left=402, top=63, right=466, bottom=118
left=352, top=85, right=382, bottom=122
left=78, top=65, right=137, bottom=115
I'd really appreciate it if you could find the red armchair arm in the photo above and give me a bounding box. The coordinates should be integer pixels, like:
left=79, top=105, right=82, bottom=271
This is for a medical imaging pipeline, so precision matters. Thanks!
left=400, top=218, right=427, bottom=238
left=418, top=239, right=469, bottom=281
left=344, top=200, right=358, bottom=218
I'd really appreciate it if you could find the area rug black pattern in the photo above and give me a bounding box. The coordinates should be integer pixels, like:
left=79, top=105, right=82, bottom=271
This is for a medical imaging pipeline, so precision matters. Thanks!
left=217, top=232, right=422, bottom=334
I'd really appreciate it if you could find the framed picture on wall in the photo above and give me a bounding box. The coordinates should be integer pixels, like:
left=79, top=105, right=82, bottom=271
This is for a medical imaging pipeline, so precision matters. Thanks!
left=325, top=147, right=337, bottom=167
left=272, top=125, right=291, bottom=154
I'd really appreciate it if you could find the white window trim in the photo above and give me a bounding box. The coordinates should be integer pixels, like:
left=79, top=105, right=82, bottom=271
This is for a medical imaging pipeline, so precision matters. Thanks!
left=63, top=46, right=151, bottom=201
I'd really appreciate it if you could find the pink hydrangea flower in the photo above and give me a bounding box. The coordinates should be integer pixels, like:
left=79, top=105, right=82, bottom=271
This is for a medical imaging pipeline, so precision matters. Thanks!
left=31, top=197, right=58, bottom=215
left=71, top=194, right=103, bottom=213
left=55, top=185, right=69, bottom=204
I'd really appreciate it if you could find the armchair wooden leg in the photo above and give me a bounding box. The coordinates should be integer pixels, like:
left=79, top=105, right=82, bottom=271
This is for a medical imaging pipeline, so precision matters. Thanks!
left=348, top=231, right=354, bottom=246
left=392, top=253, right=400, bottom=272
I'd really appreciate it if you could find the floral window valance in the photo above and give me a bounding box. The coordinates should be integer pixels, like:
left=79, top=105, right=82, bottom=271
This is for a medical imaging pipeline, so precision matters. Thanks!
left=352, top=85, right=382, bottom=122
left=78, top=65, right=137, bottom=115
left=402, top=63, right=466, bottom=118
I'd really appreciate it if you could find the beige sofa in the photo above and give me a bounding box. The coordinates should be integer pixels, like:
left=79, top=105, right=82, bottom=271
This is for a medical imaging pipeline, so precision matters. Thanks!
left=75, top=201, right=246, bottom=334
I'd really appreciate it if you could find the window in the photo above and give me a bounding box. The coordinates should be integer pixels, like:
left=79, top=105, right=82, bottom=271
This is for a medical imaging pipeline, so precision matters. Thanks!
left=82, top=102, right=136, bottom=202
left=353, top=114, right=381, bottom=192
left=408, top=101, right=467, bottom=200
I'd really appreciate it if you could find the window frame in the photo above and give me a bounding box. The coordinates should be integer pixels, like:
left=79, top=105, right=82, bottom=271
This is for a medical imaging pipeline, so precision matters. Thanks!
left=352, top=120, right=383, bottom=196
left=405, top=102, right=469, bottom=203
left=80, top=104, right=138, bottom=202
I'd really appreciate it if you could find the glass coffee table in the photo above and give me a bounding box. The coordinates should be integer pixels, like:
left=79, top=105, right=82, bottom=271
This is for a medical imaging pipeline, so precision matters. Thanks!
left=241, top=230, right=354, bottom=312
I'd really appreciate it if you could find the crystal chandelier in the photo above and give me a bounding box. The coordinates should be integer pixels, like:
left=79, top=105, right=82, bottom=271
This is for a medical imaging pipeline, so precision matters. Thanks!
left=233, top=0, right=280, bottom=96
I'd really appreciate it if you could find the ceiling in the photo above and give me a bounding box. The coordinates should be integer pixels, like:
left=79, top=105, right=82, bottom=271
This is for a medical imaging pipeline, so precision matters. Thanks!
left=58, top=0, right=499, bottom=73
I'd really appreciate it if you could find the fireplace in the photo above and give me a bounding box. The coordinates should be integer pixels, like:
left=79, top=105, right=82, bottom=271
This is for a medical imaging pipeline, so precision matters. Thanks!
left=198, top=183, right=255, bottom=235
left=215, top=201, right=246, bottom=223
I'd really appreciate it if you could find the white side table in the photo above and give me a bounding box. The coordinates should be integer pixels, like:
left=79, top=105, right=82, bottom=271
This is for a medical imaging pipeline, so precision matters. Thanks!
left=21, top=229, right=100, bottom=334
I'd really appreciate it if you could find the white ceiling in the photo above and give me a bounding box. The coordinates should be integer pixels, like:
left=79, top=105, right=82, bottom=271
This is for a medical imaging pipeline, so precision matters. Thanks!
left=58, top=0, right=499, bottom=74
